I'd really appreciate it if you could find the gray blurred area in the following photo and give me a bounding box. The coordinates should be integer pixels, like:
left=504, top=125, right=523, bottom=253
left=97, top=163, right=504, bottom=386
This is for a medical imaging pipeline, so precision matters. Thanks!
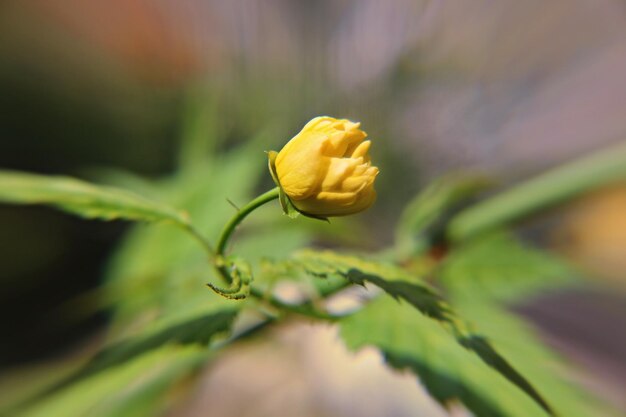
left=3, top=0, right=625, bottom=176
left=0, top=1, right=625, bottom=416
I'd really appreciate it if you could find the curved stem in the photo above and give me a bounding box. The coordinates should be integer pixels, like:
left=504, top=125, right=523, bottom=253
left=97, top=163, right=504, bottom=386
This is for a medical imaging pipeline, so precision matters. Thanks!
left=216, top=187, right=280, bottom=256
left=207, top=186, right=354, bottom=309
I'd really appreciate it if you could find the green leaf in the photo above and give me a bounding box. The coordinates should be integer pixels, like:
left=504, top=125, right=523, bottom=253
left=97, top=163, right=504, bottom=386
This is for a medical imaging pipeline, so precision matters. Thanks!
left=286, top=250, right=553, bottom=415
left=437, top=232, right=611, bottom=416
left=314, top=253, right=452, bottom=321
left=341, top=296, right=552, bottom=417
left=14, top=345, right=207, bottom=417
left=1, top=121, right=321, bottom=417
left=439, top=231, right=579, bottom=303
left=0, top=170, right=190, bottom=227
left=447, top=141, right=626, bottom=241
left=177, top=86, right=223, bottom=171
left=69, top=309, right=237, bottom=386
left=7, top=308, right=238, bottom=415
left=445, top=300, right=611, bottom=417
left=395, top=172, right=490, bottom=257
left=103, top=138, right=268, bottom=326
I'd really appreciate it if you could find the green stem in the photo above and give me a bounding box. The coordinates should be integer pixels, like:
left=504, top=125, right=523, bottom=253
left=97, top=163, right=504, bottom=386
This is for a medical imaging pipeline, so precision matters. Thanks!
left=248, top=286, right=339, bottom=320
left=216, top=187, right=280, bottom=255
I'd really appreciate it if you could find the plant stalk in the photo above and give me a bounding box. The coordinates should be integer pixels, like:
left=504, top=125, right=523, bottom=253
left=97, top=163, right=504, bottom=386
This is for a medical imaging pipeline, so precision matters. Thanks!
left=216, top=187, right=280, bottom=255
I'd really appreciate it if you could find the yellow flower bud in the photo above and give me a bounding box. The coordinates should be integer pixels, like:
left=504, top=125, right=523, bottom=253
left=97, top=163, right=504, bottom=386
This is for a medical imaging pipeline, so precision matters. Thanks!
left=272, top=116, right=379, bottom=217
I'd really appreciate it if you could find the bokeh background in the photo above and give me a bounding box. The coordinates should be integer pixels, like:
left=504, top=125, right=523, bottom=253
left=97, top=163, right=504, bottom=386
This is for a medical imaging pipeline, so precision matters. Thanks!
left=1, top=1, right=625, bottom=415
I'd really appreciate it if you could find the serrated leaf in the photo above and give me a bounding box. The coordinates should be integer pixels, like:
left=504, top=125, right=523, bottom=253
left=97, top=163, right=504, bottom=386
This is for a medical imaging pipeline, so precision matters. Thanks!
left=1, top=120, right=320, bottom=417
left=341, top=296, right=552, bottom=417
left=103, top=137, right=269, bottom=326
left=0, top=170, right=190, bottom=227
left=438, top=232, right=611, bottom=416
left=288, top=250, right=554, bottom=415
left=446, top=300, right=611, bottom=417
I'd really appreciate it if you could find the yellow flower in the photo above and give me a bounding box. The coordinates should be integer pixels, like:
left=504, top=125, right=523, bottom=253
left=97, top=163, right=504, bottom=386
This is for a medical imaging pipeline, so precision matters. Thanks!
left=271, top=116, right=379, bottom=217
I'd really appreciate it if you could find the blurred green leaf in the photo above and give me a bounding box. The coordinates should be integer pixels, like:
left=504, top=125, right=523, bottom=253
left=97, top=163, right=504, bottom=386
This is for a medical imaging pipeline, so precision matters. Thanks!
left=341, top=296, right=552, bottom=417
left=62, top=309, right=237, bottom=390
left=0, top=133, right=319, bottom=416
left=447, top=141, right=626, bottom=241
left=15, top=345, right=206, bottom=417
left=102, top=137, right=266, bottom=326
left=439, top=231, right=580, bottom=303
left=177, top=87, right=223, bottom=172
left=0, top=170, right=190, bottom=227
left=6, top=307, right=238, bottom=416
left=437, top=232, right=611, bottom=416
left=395, top=172, right=490, bottom=257
left=284, top=250, right=554, bottom=414
left=102, top=133, right=316, bottom=335
left=448, top=300, right=610, bottom=417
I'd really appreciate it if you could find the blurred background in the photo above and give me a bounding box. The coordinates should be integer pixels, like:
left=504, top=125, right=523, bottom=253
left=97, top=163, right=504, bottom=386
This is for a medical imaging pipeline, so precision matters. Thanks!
left=0, top=0, right=625, bottom=415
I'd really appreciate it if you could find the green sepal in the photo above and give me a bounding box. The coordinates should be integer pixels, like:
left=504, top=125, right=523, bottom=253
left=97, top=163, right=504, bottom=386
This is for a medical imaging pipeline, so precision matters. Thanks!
left=279, top=188, right=300, bottom=218
left=267, top=150, right=296, bottom=218
left=281, top=190, right=329, bottom=222
left=267, top=150, right=280, bottom=187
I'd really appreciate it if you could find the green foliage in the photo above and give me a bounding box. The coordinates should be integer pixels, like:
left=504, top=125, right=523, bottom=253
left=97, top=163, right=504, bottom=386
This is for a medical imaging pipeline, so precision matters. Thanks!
left=102, top=135, right=276, bottom=326
left=208, top=256, right=253, bottom=299
left=341, top=296, right=549, bottom=417
left=437, top=232, right=610, bottom=417
left=279, top=250, right=554, bottom=415
left=16, top=346, right=207, bottom=417
left=11, top=309, right=237, bottom=417
left=439, top=231, right=580, bottom=303
left=0, top=135, right=317, bottom=417
left=176, top=87, right=223, bottom=172
left=0, top=170, right=190, bottom=227
left=0, top=127, right=619, bottom=416
left=395, top=172, right=490, bottom=257
left=285, top=250, right=452, bottom=321
left=447, top=140, right=626, bottom=241
left=338, top=232, right=611, bottom=416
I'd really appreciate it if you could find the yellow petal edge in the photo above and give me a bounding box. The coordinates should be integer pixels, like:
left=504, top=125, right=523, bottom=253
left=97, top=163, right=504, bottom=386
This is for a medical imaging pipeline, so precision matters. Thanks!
left=273, top=116, right=379, bottom=217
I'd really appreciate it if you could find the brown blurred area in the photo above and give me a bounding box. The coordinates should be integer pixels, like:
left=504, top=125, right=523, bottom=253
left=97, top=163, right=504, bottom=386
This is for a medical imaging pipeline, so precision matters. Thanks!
left=554, top=185, right=626, bottom=286
left=0, top=1, right=625, bottom=415
left=3, top=0, right=626, bottom=171
left=28, top=0, right=205, bottom=85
